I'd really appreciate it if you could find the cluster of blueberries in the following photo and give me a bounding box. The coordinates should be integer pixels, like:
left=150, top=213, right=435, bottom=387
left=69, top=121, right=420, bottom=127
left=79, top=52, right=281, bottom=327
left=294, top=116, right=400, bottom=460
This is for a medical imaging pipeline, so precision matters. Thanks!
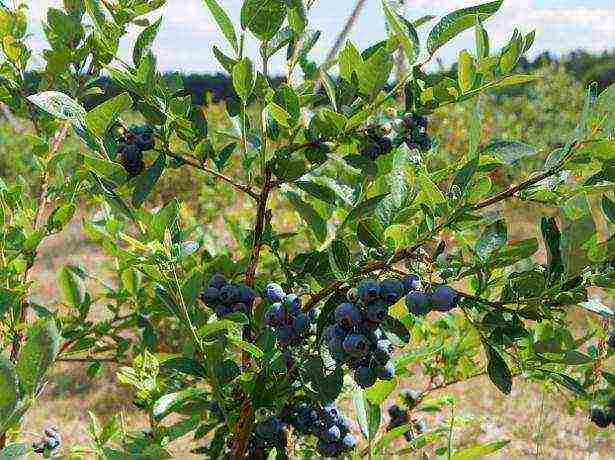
left=405, top=279, right=459, bottom=316
left=249, top=416, right=287, bottom=455
left=396, top=113, right=432, bottom=152
left=608, top=330, right=615, bottom=349
left=32, top=427, right=61, bottom=456
left=118, top=124, right=155, bottom=177
left=288, top=402, right=357, bottom=458
left=200, top=274, right=256, bottom=317
left=323, top=277, right=413, bottom=389
left=589, top=397, right=615, bottom=428
left=386, top=389, right=426, bottom=442
left=359, top=113, right=431, bottom=161
left=264, top=283, right=316, bottom=348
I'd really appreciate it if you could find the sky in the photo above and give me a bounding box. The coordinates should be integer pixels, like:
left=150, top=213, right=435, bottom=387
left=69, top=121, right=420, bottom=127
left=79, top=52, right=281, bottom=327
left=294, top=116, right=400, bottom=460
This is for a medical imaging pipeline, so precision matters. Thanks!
left=26, top=0, right=615, bottom=74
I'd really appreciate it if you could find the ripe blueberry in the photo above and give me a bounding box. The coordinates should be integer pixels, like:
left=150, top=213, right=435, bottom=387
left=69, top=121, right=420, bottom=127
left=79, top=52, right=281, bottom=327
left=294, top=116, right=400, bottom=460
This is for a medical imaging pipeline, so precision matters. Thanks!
left=219, top=284, right=239, bottom=305
left=210, top=274, right=227, bottom=290
left=323, top=425, right=341, bottom=442
left=342, top=432, right=357, bottom=449
left=266, top=282, right=286, bottom=303
left=358, top=279, right=381, bottom=302
left=401, top=389, right=421, bottom=408
left=377, top=360, right=395, bottom=380
left=405, top=291, right=431, bottom=316
left=317, top=439, right=339, bottom=458
left=334, top=302, right=362, bottom=329
left=590, top=407, right=610, bottom=428
left=608, top=331, right=615, bottom=349
left=293, top=313, right=310, bottom=334
left=402, top=274, right=422, bottom=293
left=374, top=339, right=393, bottom=364
left=354, top=365, right=377, bottom=388
left=342, top=333, right=370, bottom=358
left=430, top=285, right=458, bottom=312
left=380, top=278, right=404, bottom=304
left=366, top=300, right=389, bottom=323
left=201, top=286, right=220, bottom=305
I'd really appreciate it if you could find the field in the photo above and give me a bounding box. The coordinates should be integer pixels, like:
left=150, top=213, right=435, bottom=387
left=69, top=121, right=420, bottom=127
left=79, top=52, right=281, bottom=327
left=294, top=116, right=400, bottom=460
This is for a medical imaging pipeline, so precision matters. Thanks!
left=2, top=64, right=610, bottom=458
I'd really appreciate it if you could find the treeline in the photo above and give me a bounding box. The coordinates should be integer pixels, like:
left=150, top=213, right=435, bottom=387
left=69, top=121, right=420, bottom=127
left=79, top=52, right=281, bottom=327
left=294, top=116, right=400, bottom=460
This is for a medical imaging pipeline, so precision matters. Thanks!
left=27, top=49, right=615, bottom=108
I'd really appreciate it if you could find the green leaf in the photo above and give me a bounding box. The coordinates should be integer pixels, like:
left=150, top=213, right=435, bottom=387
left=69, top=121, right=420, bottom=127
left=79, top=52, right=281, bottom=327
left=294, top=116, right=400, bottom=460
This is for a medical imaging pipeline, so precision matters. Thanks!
left=295, top=181, right=338, bottom=206
left=47, top=203, right=76, bottom=231
left=416, top=173, right=446, bottom=205
left=541, top=217, right=564, bottom=281
left=59, top=265, right=85, bottom=308
left=202, top=0, right=238, bottom=52
left=476, top=219, right=507, bottom=259
left=352, top=390, right=369, bottom=439
left=153, top=387, right=207, bottom=422
left=562, top=350, right=593, bottom=365
left=457, top=49, right=475, bottom=93
left=286, top=191, right=327, bottom=242
left=267, top=102, right=292, bottom=128
left=329, top=239, right=350, bottom=275
left=452, top=440, right=510, bottom=459
left=213, top=45, right=237, bottom=74
left=15, top=319, right=60, bottom=395
left=484, top=343, right=512, bottom=395
left=85, top=92, right=132, bottom=139
left=427, top=1, right=503, bottom=55
left=543, top=371, right=587, bottom=396
left=228, top=336, right=264, bottom=359
left=365, top=378, right=396, bottom=406
left=0, top=444, right=30, bottom=460
left=481, top=140, right=537, bottom=165
left=240, top=0, right=287, bottom=41
left=338, top=41, right=362, bottom=82
left=357, top=219, right=383, bottom=248
left=343, top=194, right=389, bottom=228
left=27, top=91, right=86, bottom=123
left=499, top=30, right=522, bottom=73
left=232, top=58, right=256, bottom=103
left=0, top=356, right=18, bottom=424
left=132, top=153, right=166, bottom=207
left=601, top=195, right=615, bottom=223
left=182, top=269, right=203, bottom=310
left=215, top=142, right=236, bottom=171
left=274, top=84, right=300, bottom=126
left=382, top=1, right=419, bottom=65
left=374, top=422, right=418, bottom=453
left=356, top=47, right=393, bottom=95
left=133, top=17, right=162, bottom=65
left=83, top=154, right=128, bottom=184
left=475, top=17, right=489, bottom=59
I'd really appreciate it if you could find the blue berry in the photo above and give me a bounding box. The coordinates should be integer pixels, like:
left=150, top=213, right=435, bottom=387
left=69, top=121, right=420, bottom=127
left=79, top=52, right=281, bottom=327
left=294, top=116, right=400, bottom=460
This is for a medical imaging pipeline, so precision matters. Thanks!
left=342, top=433, right=357, bottom=449
left=215, top=304, right=232, bottom=317
left=401, top=389, right=421, bottom=408
left=210, top=274, right=227, bottom=290
left=219, top=284, right=239, bottom=305
left=323, top=404, right=340, bottom=423
left=334, top=302, right=362, bottom=329
left=358, top=279, right=381, bottom=302
left=284, top=293, right=301, bottom=313
left=380, top=278, right=404, bottom=304
left=374, top=339, right=393, bottom=364
left=430, top=285, right=458, bottom=312
left=342, top=333, right=370, bottom=358
left=201, top=287, right=220, bottom=305
left=237, top=283, right=255, bottom=306
left=377, top=360, right=395, bottom=380
left=402, top=274, right=422, bottom=293
left=354, top=365, right=377, bottom=388
left=293, top=313, right=310, bottom=334
left=323, top=425, right=341, bottom=442
left=403, top=431, right=414, bottom=442
left=277, top=326, right=294, bottom=346
left=405, top=291, right=431, bottom=316
left=388, top=405, right=404, bottom=419
left=366, top=300, right=389, bottom=323
left=317, top=439, right=339, bottom=457
left=266, top=282, right=286, bottom=303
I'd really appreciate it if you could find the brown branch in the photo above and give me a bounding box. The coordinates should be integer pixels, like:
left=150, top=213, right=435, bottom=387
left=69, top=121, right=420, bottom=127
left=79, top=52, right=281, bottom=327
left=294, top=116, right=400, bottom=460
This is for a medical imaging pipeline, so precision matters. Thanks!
left=303, top=141, right=584, bottom=310
left=325, top=0, right=368, bottom=63
left=159, top=149, right=260, bottom=201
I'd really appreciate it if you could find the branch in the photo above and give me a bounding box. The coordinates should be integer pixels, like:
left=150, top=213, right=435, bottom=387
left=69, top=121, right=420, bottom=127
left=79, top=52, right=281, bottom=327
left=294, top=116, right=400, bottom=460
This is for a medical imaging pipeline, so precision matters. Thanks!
left=159, top=149, right=260, bottom=201
left=304, top=141, right=584, bottom=310
left=325, top=0, right=368, bottom=63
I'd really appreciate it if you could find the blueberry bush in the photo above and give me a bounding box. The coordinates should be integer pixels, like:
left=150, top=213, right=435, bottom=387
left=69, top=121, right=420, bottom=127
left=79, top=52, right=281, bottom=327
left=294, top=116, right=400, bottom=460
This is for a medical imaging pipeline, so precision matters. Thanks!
left=0, top=0, right=613, bottom=458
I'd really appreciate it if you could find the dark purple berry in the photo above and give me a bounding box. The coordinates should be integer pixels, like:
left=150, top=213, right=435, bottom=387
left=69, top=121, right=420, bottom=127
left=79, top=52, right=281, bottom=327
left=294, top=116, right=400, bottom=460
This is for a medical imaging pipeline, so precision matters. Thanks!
left=293, top=313, right=309, bottom=334
left=334, top=302, right=362, bottom=329
left=358, top=279, right=380, bottom=302
left=374, top=339, right=393, bottom=365
left=341, top=433, right=357, bottom=449
left=317, top=439, right=339, bottom=458
left=406, top=291, right=430, bottom=315
left=266, top=282, right=286, bottom=303
left=219, top=284, right=239, bottom=305
left=366, top=300, right=389, bottom=323
left=377, top=360, right=395, bottom=380
left=608, top=331, right=615, bottom=349
left=430, top=285, right=458, bottom=312
left=323, top=425, right=341, bottom=442
left=380, top=278, right=404, bottom=304
left=402, top=274, right=422, bottom=293
left=201, top=287, right=220, bottom=305
left=342, top=333, right=370, bottom=358
left=590, top=407, right=610, bottom=428
left=210, top=274, right=227, bottom=290
left=354, top=365, right=377, bottom=388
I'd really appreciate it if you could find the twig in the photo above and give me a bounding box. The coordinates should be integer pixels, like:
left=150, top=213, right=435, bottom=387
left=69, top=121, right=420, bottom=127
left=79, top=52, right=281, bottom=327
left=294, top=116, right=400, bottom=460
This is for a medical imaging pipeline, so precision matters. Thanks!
left=325, top=0, right=368, bottom=63
left=159, top=148, right=259, bottom=201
